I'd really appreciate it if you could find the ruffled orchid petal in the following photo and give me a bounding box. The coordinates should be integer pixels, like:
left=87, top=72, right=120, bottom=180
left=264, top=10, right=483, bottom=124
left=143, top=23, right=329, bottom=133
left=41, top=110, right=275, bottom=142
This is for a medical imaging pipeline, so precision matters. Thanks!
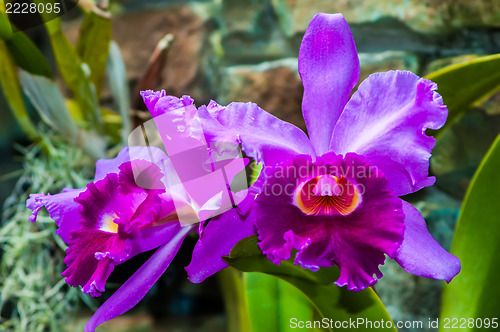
left=27, top=189, right=84, bottom=244
left=212, top=102, right=315, bottom=166
left=330, top=71, right=448, bottom=196
left=84, top=225, right=194, bottom=332
left=185, top=196, right=255, bottom=283
left=140, top=89, right=166, bottom=112
left=62, top=161, right=171, bottom=296
left=256, top=153, right=405, bottom=291
left=298, top=13, right=360, bottom=155
left=140, top=90, right=193, bottom=118
left=395, top=201, right=461, bottom=282
left=62, top=228, right=131, bottom=297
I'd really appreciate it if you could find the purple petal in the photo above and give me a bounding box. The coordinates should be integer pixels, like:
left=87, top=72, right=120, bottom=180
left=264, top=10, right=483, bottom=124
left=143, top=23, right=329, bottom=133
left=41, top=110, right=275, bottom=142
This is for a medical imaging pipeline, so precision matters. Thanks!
left=131, top=222, right=184, bottom=256
left=330, top=71, right=447, bottom=196
left=213, top=102, right=315, bottom=165
left=139, top=89, right=166, bottom=111
left=255, top=153, right=405, bottom=291
left=141, top=90, right=194, bottom=118
left=94, top=146, right=169, bottom=182
left=185, top=196, right=256, bottom=283
left=298, top=13, right=359, bottom=155
left=62, top=228, right=130, bottom=297
left=395, top=201, right=460, bottom=282
left=26, top=190, right=84, bottom=244
left=84, top=225, right=194, bottom=332
left=63, top=161, right=170, bottom=296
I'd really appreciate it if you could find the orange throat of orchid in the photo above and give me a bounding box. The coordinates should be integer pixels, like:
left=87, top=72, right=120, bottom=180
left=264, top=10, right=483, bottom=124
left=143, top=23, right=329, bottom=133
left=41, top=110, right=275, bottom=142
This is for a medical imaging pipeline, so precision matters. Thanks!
left=293, top=174, right=362, bottom=216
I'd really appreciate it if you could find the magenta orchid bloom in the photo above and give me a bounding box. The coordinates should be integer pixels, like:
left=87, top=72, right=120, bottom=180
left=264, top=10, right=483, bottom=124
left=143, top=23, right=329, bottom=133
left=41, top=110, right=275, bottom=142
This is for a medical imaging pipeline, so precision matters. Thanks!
left=28, top=144, right=254, bottom=328
left=192, top=13, right=461, bottom=291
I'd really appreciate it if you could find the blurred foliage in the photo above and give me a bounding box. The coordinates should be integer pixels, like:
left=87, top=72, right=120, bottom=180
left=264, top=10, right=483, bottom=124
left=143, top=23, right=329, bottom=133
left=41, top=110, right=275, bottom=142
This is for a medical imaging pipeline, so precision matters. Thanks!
left=440, top=135, right=500, bottom=328
left=0, top=137, right=94, bottom=331
left=224, top=236, right=396, bottom=332
left=0, top=2, right=131, bottom=158
left=218, top=267, right=316, bottom=332
left=0, top=2, right=130, bottom=331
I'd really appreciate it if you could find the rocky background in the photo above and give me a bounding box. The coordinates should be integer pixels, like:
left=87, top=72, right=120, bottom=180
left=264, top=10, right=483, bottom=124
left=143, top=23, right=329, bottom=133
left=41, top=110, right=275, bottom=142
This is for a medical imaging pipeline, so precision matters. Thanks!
left=1, top=0, right=500, bottom=331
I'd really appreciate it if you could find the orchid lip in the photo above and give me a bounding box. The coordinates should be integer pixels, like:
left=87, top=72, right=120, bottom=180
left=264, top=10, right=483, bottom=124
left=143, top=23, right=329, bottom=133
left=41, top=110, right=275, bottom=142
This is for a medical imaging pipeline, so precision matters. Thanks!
left=293, top=174, right=362, bottom=216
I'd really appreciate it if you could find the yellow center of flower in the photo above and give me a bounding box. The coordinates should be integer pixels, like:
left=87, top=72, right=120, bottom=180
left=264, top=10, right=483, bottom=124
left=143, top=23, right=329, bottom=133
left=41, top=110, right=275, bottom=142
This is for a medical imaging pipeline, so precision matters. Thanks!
left=100, top=213, right=119, bottom=233
left=293, top=174, right=362, bottom=216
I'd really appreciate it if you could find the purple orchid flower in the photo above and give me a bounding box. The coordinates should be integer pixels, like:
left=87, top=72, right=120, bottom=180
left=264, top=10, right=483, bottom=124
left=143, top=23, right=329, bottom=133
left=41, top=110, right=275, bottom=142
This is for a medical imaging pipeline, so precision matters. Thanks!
left=27, top=136, right=254, bottom=329
left=191, top=13, right=461, bottom=291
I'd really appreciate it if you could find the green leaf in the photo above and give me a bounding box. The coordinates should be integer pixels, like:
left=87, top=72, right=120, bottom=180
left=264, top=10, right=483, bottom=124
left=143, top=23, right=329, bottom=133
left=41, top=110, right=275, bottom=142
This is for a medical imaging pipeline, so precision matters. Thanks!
left=0, top=10, right=13, bottom=40
left=0, top=11, right=52, bottom=77
left=106, top=41, right=131, bottom=144
left=425, top=54, right=500, bottom=138
left=244, top=272, right=316, bottom=332
left=0, top=39, right=39, bottom=141
left=224, top=236, right=396, bottom=332
left=76, top=8, right=112, bottom=98
left=440, top=134, right=500, bottom=328
left=5, top=32, right=53, bottom=78
left=33, top=0, right=103, bottom=132
left=217, top=267, right=251, bottom=332
left=19, top=70, right=78, bottom=142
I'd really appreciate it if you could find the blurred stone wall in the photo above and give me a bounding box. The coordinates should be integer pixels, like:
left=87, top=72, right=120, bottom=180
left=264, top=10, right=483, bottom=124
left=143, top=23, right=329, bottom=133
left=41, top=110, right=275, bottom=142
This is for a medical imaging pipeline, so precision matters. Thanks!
left=108, top=0, right=500, bottom=132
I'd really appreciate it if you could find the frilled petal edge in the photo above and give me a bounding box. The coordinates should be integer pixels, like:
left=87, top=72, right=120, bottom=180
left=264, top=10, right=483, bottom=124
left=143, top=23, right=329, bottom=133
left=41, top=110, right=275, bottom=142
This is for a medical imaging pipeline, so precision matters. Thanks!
left=26, top=189, right=84, bottom=244
left=255, top=153, right=405, bottom=291
left=84, top=225, right=194, bottom=332
left=330, top=71, right=447, bottom=196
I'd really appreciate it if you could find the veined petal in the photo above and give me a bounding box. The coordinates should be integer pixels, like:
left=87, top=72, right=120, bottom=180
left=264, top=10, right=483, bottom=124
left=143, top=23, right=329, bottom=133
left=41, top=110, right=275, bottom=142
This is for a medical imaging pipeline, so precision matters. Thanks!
left=298, top=13, right=360, bottom=155
left=395, top=201, right=460, bottom=282
left=63, top=161, right=169, bottom=296
left=84, top=225, right=194, bottom=332
left=213, top=102, right=315, bottom=165
left=185, top=196, right=255, bottom=283
left=330, top=71, right=447, bottom=196
left=62, top=228, right=131, bottom=297
left=255, top=153, right=405, bottom=291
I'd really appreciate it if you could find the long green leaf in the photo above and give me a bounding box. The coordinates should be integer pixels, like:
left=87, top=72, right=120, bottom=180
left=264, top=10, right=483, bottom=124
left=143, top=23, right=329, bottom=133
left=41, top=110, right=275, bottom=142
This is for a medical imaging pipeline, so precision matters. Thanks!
left=440, top=135, right=500, bottom=329
left=0, top=11, right=52, bottom=78
left=76, top=8, right=112, bottom=98
left=107, top=41, right=131, bottom=144
left=244, top=272, right=315, bottom=332
left=0, top=39, right=39, bottom=141
left=19, top=70, right=78, bottom=142
left=33, top=0, right=103, bottom=132
left=224, top=236, right=396, bottom=332
left=218, top=267, right=251, bottom=332
left=425, top=54, right=500, bottom=138
left=6, top=32, right=53, bottom=78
